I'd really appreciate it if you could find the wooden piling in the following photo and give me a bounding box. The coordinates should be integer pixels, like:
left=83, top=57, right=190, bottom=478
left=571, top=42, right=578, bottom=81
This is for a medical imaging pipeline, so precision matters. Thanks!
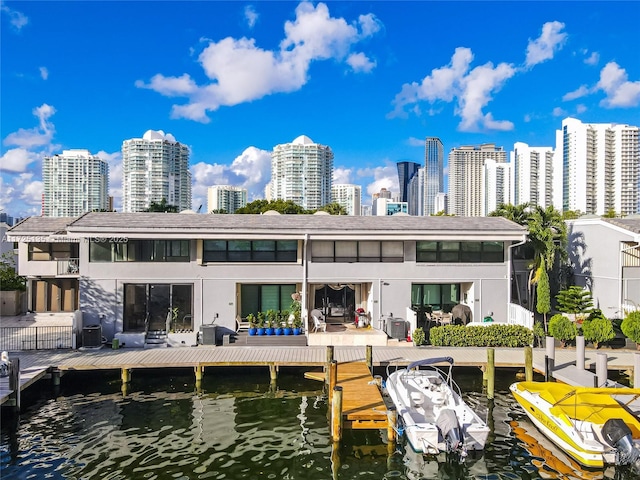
left=524, top=346, right=533, bottom=382
left=486, top=348, right=495, bottom=400
left=194, top=365, right=203, bottom=382
left=326, top=346, right=335, bottom=386
left=121, top=368, right=131, bottom=384
left=386, top=406, right=397, bottom=443
left=596, top=353, right=608, bottom=387
left=331, top=386, right=343, bottom=443
left=52, top=369, right=61, bottom=386
left=328, top=360, right=338, bottom=406
left=269, top=364, right=277, bottom=382
left=7, top=357, right=20, bottom=409
left=366, top=345, right=373, bottom=372
left=545, top=336, right=555, bottom=382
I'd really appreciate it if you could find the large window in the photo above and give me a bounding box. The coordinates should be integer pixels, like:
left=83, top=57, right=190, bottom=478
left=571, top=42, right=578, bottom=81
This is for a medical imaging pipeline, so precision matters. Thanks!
left=411, top=283, right=459, bottom=313
left=416, top=241, right=504, bottom=263
left=123, top=283, right=193, bottom=332
left=311, top=241, right=404, bottom=263
left=240, top=284, right=297, bottom=317
left=28, top=242, right=79, bottom=261
left=203, top=240, right=298, bottom=262
left=90, top=240, right=190, bottom=262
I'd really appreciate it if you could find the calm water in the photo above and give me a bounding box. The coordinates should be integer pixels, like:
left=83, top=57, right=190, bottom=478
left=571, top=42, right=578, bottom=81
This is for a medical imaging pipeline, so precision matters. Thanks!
left=0, top=366, right=635, bottom=480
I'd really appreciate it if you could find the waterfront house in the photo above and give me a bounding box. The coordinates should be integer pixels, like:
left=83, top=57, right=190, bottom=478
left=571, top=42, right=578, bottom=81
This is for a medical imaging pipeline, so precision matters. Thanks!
left=8, top=212, right=529, bottom=347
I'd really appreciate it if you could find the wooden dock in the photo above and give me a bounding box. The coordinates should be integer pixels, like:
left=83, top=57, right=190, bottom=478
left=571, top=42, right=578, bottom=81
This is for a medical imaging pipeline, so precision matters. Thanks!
left=2, top=345, right=638, bottom=407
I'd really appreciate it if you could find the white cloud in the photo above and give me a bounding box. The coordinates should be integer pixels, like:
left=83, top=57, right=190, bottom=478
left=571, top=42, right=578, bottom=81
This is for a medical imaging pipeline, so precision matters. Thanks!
left=389, top=47, right=515, bottom=131
left=358, top=163, right=399, bottom=201
left=576, top=104, right=587, bottom=114
left=244, top=5, right=258, bottom=29
left=406, top=137, right=425, bottom=147
left=0, top=173, right=43, bottom=216
left=562, top=85, right=590, bottom=101
left=3, top=104, right=57, bottom=149
left=0, top=148, right=37, bottom=173
left=346, top=52, right=376, bottom=73
left=584, top=51, right=599, bottom=66
left=39, top=66, right=49, bottom=80
left=190, top=146, right=272, bottom=211
left=524, top=21, right=567, bottom=68
left=1, top=1, right=28, bottom=31
left=333, top=167, right=352, bottom=184
left=596, top=62, right=640, bottom=108
left=552, top=106, right=567, bottom=117
left=137, top=2, right=382, bottom=122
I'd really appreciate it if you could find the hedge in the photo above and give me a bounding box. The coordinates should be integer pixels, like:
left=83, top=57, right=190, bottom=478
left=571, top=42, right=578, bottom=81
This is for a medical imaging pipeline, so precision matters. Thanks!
left=429, top=324, right=533, bottom=347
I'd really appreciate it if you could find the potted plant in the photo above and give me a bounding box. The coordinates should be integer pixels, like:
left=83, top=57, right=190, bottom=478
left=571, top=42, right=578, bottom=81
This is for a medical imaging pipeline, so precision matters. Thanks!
left=281, top=310, right=292, bottom=335
left=292, top=311, right=303, bottom=335
left=265, top=309, right=276, bottom=335
left=247, top=313, right=257, bottom=336
left=581, top=310, right=615, bottom=349
left=275, top=311, right=284, bottom=336
left=548, top=313, right=577, bottom=348
left=621, top=311, right=640, bottom=350
left=256, top=311, right=266, bottom=336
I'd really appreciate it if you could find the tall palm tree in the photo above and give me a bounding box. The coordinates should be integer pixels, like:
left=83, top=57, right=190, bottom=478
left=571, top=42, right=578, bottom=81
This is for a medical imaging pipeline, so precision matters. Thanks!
left=489, top=202, right=531, bottom=225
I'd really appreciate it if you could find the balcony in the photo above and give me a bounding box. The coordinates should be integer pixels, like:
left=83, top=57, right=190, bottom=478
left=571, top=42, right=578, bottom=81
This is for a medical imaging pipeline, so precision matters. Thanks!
left=57, top=258, right=80, bottom=276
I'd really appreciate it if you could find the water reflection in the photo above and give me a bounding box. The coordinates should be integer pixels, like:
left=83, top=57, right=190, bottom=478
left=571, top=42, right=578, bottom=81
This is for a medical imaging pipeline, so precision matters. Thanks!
left=0, top=368, right=637, bottom=480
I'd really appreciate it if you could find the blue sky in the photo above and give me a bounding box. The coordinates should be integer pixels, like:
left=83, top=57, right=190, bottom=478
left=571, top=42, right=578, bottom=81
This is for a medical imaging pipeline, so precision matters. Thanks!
left=1, top=1, right=639, bottom=217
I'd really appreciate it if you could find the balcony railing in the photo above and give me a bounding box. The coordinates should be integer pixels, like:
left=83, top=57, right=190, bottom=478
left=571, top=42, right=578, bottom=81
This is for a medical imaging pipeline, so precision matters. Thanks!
left=0, top=326, right=73, bottom=351
left=57, top=258, right=80, bottom=275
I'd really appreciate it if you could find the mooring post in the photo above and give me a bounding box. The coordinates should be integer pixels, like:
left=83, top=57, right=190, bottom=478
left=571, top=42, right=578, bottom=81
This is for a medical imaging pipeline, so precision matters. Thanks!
left=486, top=348, right=495, bottom=400
left=330, top=441, right=341, bottom=480
left=366, top=345, right=373, bottom=373
left=634, top=353, right=639, bottom=388
left=52, top=369, right=61, bottom=386
left=194, top=365, right=203, bottom=382
left=524, top=346, right=533, bottom=382
left=331, top=386, right=343, bottom=443
left=575, top=336, right=585, bottom=371
left=325, top=346, right=334, bottom=386
left=387, top=406, right=397, bottom=443
left=121, top=368, right=131, bottom=384
left=545, top=336, right=555, bottom=382
left=328, top=360, right=338, bottom=406
left=8, top=357, right=20, bottom=410
left=269, top=364, right=277, bottom=382
left=596, top=353, right=608, bottom=387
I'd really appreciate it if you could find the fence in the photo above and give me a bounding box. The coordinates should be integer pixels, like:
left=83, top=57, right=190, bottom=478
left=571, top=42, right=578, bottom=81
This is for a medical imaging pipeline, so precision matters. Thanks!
left=0, top=326, right=73, bottom=351
left=507, top=303, right=534, bottom=329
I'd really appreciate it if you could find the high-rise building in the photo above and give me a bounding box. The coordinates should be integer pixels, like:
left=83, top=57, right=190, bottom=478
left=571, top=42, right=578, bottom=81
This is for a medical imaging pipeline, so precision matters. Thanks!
left=408, top=168, right=425, bottom=216
left=331, top=184, right=361, bottom=216
left=553, top=118, right=639, bottom=215
left=512, top=142, right=554, bottom=209
left=207, top=185, right=247, bottom=214
left=448, top=144, right=507, bottom=216
left=482, top=159, right=512, bottom=216
left=424, top=137, right=444, bottom=216
left=396, top=161, right=420, bottom=203
left=270, top=135, right=333, bottom=210
left=371, top=188, right=394, bottom=215
left=121, top=130, right=191, bottom=213
left=434, top=193, right=448, bottom=215
left=42, top=149, right=109, bottom=217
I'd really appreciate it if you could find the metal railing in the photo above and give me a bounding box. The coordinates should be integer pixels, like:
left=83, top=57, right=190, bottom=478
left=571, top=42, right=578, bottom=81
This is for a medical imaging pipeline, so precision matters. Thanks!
left=0, top=326, right=73, bottom=351
left=57, top=258, right=80, bottom=275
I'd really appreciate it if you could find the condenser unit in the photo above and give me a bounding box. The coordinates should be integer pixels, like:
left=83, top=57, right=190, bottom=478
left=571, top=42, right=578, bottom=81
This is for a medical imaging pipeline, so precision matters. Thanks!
left=386, top=318, right=407, bottom=340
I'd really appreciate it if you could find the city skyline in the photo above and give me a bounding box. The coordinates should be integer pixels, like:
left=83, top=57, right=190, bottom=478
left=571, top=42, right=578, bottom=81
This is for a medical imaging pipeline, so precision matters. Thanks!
left=1, top=1, right=639, bottom=217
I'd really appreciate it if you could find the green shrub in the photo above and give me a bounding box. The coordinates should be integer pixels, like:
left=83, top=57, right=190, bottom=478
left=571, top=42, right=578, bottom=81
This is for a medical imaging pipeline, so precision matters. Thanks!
left=581, top=312, right=614, bottom=348
left=533, top=322, right=546, bottom=346
left=548, top=314, right=577, bottom=346
left=429, top=324, right=532, bottom=347
left=621, top=311, right=640, bottom=345
left=412, top=327, right=426, bottom=346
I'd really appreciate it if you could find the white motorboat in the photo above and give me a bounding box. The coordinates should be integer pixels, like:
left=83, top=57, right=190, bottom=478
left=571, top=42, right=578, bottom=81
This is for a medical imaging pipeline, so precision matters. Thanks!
left=510, top=382, right=640, bottom=470
left=384, top=357, right=490, bottom=456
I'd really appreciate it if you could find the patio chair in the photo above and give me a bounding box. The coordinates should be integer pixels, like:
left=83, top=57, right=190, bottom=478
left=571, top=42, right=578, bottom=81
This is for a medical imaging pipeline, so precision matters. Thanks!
left=311, top=313, right=327, bottom=333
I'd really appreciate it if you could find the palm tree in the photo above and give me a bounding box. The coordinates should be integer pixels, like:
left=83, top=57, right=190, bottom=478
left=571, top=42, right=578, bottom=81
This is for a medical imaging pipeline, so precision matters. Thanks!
left=489, top=202, right=531, bottom=225
left=319, top=202, right=348, bottom=215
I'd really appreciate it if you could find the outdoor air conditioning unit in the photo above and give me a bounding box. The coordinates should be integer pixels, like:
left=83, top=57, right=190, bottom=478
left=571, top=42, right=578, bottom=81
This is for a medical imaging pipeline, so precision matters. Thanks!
left=82, top=324, right=102, bottom=348
left=200, top=324, right=217, bottom=345
left=386, top=318, right=407, bottom=340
